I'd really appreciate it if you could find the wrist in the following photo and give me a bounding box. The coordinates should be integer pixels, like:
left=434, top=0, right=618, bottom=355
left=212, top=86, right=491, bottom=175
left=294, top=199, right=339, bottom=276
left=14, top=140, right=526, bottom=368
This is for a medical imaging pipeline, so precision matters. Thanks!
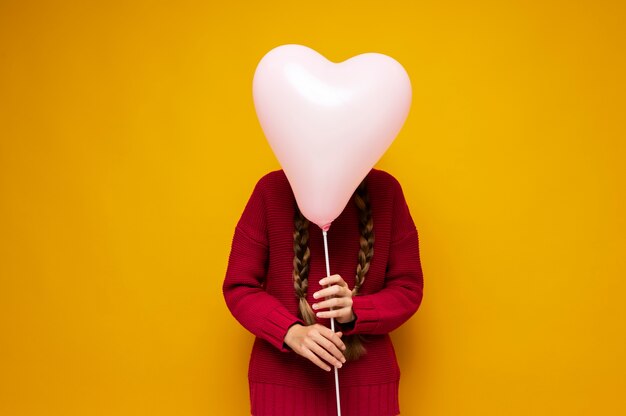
left=284, top=322, right=302, bottom=344
left=338, top=309, right=356, bottom=325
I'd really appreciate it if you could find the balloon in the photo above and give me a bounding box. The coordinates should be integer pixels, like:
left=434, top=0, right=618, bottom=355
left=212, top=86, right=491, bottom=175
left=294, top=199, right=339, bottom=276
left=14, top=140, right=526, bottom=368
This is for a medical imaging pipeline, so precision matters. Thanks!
left=252, top=44, right=412, bottom=231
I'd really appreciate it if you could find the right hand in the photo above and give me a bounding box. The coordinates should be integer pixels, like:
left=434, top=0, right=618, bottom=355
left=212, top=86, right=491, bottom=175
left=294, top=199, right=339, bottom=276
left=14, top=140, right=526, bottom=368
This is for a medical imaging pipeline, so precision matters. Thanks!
left=283, top=323, right=347, bottom=371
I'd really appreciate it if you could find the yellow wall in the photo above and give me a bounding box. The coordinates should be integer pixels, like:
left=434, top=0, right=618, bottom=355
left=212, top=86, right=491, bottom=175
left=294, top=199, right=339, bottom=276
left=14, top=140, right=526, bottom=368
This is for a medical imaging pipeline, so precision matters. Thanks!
left=1, top=1, right=624, bottom=415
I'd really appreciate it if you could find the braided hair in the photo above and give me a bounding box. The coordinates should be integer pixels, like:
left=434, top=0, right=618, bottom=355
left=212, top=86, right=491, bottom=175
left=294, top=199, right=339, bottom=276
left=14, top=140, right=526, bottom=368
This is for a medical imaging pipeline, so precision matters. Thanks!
left=292, top=178, right=374, bottom=361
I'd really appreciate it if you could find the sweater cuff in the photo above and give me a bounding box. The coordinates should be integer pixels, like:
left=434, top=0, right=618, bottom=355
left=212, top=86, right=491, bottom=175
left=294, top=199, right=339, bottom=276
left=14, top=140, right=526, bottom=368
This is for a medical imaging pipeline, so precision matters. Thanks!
left=340, top=295, right=380, bottom=335
left=263, top=307, right=305, bottom=353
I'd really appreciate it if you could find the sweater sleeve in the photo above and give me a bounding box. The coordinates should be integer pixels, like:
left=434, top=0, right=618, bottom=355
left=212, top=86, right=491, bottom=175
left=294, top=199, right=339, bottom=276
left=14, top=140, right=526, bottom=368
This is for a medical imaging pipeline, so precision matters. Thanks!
left=222, top=177, right=305, bottom=352
left=338, top=176, right=424, bottom=335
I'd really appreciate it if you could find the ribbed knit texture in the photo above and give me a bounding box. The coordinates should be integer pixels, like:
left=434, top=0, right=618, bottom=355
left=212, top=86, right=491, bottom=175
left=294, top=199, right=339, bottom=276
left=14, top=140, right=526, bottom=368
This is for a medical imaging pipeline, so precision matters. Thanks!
left=223, top=168, right=424, bottom=416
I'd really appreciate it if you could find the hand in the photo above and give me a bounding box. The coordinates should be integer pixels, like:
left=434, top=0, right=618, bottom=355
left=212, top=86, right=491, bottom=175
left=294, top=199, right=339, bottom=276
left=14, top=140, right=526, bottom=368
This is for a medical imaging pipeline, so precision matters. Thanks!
left=312, top=274, right=356, bottom=324
left=284, top=323, right=346, bottom=371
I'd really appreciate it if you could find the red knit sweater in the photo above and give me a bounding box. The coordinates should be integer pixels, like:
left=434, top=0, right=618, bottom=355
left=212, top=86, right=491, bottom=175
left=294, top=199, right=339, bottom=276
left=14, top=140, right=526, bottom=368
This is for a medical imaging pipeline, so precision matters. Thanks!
left=223, top=168, right=424, bottom=416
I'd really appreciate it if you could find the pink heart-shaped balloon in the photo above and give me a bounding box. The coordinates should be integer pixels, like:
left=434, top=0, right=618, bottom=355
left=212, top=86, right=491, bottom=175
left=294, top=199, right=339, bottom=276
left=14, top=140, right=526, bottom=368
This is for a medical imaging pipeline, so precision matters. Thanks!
left=253, top=44, right=412, bottom=231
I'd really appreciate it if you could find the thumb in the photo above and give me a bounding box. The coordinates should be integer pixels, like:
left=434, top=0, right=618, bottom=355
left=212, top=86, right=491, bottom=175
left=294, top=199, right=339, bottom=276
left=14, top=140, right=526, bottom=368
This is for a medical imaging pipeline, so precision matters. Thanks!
left=336, top=331, right=343, bottom=337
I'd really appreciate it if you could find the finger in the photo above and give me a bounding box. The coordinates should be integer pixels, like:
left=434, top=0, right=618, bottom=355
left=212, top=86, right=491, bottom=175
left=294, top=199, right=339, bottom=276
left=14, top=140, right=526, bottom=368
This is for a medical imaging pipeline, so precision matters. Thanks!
left=315, top=306, right=352, bottom=320
left=318, top=325, right=347, bottom=351
left=310, top=331, right=345, bottom=364
left=313, top=284, right=348, bottom=300
left=300, top=345, right=332, bottom=371
left=319, top=274, right=348, bottom=288
left=306, top=335, right=344, bottom=367
left=313, top=296, right=351, bottom=311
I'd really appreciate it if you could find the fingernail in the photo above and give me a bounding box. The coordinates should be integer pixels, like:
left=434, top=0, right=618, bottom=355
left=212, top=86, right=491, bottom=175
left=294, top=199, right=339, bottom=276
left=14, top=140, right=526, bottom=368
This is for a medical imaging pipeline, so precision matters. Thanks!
left=319, top=278, right=325, bottom=285
left=336, top=362, right=342, bottom=368
left=313, top=293, right=319, bottom=299
left=312, top=304, right=318, bottom=309
left=341, top=357, right=346, bottom=363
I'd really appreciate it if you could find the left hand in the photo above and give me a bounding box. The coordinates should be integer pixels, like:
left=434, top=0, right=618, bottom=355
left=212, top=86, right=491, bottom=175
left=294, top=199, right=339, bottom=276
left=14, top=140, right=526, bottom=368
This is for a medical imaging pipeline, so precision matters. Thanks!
left=312, top=274, right=356, bottom=324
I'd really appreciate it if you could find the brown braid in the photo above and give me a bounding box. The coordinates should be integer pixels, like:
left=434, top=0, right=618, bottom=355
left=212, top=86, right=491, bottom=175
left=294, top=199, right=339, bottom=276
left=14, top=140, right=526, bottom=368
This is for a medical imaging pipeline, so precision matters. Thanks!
left=292, top=177, right=374, bottom=361
left=342, top=179, right=374, bottom=360
left=292, top=201, right=316, bottom=325
left=353, top=178, right=375, bottom=296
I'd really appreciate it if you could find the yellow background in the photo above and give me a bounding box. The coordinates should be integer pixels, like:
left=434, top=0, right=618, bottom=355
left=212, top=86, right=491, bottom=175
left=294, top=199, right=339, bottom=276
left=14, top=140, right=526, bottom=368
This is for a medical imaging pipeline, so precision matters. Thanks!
left=1, top=1, right=625, bottom=415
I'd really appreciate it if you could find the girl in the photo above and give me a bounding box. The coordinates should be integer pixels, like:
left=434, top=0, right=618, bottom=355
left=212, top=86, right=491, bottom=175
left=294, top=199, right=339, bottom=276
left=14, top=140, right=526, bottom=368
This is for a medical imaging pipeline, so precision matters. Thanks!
left=223, top=167, right=424, bottom=416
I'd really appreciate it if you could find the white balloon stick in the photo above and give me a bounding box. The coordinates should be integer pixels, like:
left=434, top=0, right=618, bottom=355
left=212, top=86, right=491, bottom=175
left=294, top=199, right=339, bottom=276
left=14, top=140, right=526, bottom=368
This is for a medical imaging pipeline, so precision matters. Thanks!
left=322, top=229, right=342, bottom=416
